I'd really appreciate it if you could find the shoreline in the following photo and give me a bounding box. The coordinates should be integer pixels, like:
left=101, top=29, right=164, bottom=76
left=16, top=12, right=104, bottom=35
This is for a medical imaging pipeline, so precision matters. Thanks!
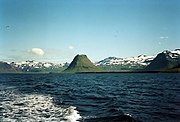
left=0, top=70, right=179, bottom=74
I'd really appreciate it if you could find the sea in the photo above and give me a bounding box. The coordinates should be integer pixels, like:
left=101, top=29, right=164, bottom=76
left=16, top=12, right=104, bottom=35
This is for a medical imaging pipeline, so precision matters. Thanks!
left=0, top=73, right=180, bottom=122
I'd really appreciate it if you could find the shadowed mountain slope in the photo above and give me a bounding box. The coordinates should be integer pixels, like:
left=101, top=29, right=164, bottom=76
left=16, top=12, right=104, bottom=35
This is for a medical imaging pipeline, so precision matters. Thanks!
left=0, top=62, right=19, bottom=73
left=145, top=49, right=180, bottom=71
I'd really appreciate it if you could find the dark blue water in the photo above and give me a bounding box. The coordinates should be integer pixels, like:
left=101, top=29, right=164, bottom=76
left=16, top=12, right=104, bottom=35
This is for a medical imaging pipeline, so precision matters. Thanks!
left=0, top=73, right=180, bottom=122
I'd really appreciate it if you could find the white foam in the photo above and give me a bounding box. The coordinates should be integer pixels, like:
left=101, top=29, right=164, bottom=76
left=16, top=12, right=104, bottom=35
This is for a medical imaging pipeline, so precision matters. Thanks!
left=0, top=91, right=81, bottom=122
left=124, top=113, right=132, bottom=117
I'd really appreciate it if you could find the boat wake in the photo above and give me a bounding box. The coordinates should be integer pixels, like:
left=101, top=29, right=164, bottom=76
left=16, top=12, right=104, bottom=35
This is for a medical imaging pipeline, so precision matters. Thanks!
left=0, top=90, right=81, bottom=122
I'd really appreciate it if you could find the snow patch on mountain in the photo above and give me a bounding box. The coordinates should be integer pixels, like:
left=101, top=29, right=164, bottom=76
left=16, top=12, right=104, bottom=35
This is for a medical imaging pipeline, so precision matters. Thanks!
left=96, top=49, right=180, bottom=67
left=163, top=49, right=180, bottom=59
left=10, top=60, right=64, bottom=72
left=96, top=55, right=155, bottom=66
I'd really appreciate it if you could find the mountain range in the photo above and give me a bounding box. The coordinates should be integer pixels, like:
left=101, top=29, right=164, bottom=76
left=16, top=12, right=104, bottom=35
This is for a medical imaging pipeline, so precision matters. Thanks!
left=0, top=60, right=68, bottom=73
left=0, top=49, right=179, bottom=73
left=96, top=55, right=155, bottom=71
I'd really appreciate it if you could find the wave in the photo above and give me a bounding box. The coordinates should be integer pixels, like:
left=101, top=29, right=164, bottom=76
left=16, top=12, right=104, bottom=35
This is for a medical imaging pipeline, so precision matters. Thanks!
left=82, top=113, right=136, bottom=122
left=0, top=90, right=81, bottom=122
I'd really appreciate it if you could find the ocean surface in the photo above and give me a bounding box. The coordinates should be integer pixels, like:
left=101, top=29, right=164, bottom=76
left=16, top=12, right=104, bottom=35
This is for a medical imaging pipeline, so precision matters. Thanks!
left=0, top=73, right=180, bottom=122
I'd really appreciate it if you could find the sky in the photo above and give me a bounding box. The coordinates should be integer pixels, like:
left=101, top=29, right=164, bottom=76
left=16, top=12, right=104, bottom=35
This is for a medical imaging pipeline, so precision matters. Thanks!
left=0, top=0, right=180, bottom=63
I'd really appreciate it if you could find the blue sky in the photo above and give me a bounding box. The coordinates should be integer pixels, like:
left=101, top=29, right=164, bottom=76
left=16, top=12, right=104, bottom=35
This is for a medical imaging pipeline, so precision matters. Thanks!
left=0, top=0, right=180, bottom=63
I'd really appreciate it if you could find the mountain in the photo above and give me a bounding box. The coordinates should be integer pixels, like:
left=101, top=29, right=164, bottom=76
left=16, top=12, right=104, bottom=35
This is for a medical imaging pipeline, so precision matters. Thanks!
left=64, top=54, right=102, bottom=73
left=145, top=49, right=180, bottom=71
left=0, top=62, right=19, bottom=73
left=10, top=60, right=67, bottom=72
left=96, top=55, right=155, bottom=71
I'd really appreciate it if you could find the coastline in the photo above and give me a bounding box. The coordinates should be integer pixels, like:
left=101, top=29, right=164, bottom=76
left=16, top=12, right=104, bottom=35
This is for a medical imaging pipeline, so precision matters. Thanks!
left=0, top=69, right=179, bottom=75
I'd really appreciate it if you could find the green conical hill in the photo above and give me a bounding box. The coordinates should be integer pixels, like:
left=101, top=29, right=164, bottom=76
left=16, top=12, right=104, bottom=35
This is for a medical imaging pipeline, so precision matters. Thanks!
left=63, top=54, right=102, bottom=73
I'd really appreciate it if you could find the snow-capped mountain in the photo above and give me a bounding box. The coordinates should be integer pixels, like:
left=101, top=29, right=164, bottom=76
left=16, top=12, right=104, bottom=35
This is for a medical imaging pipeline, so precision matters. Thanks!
left=96, top=55, right=155, bottom=66
left=97, top=49, right=180, bottom=66
left=145, top=49, right=180, bottom=71
left=96, top=49, right=180, bottom=71
left=9, top=60, right=67, bottom=72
